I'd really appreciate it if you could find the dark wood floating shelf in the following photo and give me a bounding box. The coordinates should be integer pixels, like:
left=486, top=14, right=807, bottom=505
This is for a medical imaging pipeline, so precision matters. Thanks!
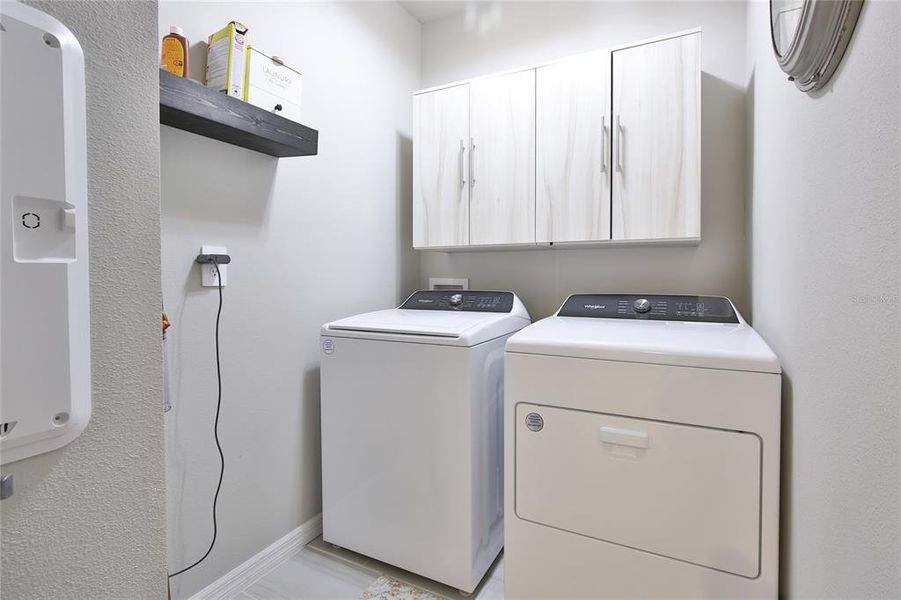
left=159, top=69, right=318, bottom=157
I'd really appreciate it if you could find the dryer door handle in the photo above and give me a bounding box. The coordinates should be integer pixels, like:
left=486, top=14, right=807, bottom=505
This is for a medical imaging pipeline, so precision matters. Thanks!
left=599, top=426, right=649, bottom=449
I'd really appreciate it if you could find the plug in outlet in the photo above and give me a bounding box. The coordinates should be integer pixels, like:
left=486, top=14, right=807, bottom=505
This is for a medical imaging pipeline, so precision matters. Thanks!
left=200, top=245, right=228, bottom=287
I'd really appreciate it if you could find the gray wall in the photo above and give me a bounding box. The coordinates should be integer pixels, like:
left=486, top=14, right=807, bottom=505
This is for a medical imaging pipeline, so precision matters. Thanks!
left=419, top=1, right=749, bottom=318
left=158, top=3, right=421, bottom=597
left=1, top=1, right=166, bottom=599
left=746, top=0, right=901, bottom=597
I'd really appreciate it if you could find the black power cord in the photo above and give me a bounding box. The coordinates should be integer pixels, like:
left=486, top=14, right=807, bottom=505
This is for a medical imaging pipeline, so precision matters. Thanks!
left=169, top=260, right=226, bottom=579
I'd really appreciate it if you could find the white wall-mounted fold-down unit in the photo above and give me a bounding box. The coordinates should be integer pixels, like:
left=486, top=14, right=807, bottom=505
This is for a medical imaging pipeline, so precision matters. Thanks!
left=0, top=1, right=90, bottom=464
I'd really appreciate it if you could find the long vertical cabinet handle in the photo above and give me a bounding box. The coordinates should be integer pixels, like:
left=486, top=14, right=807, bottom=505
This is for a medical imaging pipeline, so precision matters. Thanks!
left=459, top=139, right=467, bottom=189
left=601, top=116, right=609, bottom=173
left=615, top=115, right=624, bottom=173
left=469, top=137, right=476, bottom=190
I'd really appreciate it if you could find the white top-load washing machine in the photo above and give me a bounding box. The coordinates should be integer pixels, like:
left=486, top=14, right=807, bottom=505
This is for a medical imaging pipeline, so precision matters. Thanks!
left=504, top=294, right=781, bottom=599
left=321, top=290, right=530, bottom=593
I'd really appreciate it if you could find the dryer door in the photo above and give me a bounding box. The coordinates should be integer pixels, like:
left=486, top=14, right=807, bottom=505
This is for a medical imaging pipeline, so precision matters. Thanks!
left=514, top=403, right=761, bottom=578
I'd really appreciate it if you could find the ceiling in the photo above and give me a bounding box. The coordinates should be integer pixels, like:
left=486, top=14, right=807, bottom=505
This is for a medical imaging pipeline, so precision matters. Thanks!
left=398, top=1, right=472, bottom=23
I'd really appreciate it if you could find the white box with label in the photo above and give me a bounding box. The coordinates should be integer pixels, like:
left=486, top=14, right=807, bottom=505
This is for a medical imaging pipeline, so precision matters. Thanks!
left=244, top=46, right=303, bottom=123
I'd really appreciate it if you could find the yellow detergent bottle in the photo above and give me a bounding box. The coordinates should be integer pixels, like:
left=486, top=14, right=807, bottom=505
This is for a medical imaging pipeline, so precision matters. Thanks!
left=161, top=25, right=189, bottom=77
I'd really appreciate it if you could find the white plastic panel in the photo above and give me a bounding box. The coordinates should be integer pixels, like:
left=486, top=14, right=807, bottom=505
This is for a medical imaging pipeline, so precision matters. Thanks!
left=1, top=2, right=90, bottom=463
left=515, top=403, right=761, bottom=578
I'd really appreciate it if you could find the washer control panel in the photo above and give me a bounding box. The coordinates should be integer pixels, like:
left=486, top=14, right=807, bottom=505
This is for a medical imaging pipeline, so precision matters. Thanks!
left=558, top=294, right=738, bottom=323
left=401, top=290, right=514, bottom=313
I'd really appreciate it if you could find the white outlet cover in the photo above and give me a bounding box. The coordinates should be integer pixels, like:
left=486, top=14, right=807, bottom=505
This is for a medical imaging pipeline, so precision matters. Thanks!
left=201, top=245, right=228, bottom=287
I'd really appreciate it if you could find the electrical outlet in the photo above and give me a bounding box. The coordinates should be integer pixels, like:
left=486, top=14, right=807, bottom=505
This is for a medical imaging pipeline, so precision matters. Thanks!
left=200, top=245, right=228, bottom=287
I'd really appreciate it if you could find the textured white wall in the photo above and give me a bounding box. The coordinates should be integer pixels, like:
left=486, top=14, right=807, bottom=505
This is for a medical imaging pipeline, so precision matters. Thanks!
left=418, top=1, right=749, bottom=318
left=0, top=1, right=166, bottom=599
left=746, top=0, right=901, bottom=596
left=158, top=2, right=421, bottom=597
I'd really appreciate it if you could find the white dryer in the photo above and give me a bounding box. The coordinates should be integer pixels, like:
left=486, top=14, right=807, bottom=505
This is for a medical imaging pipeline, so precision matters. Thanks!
left=504, top=294, right=781, bottom=599
left=321, top=290, right=530, bottom=594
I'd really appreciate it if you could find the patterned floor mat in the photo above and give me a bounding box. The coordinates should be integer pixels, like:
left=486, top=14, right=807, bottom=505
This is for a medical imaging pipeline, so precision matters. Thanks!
left=361, top=575, right=444, bottom=599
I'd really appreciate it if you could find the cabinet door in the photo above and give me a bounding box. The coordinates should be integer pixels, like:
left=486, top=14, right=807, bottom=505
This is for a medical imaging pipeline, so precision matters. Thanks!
left=612, top=34, right=701, bottom=240
left=536, top=51, right=611, bottom=243
left=413, top=84, right=470, bottom=248
left=469, top=70, right=535, bottom=246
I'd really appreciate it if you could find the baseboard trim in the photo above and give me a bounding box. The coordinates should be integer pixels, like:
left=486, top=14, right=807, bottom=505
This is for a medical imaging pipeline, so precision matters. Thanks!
left=190, top=513, right=323, bottom=600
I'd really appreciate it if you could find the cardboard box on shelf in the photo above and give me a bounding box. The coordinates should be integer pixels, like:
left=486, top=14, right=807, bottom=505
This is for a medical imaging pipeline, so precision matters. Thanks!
left=205, top=21, right=248, bottom=98
left=244, top=46, right=303, bottom=123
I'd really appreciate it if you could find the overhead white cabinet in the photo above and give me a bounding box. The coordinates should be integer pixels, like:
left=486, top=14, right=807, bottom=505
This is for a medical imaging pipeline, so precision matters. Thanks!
left=413, top=83, right=470, bottom=248
left=413, top=31, right=701, bottom=250
left=612, top=34, right=701, bottom=241
left=469, top=70, right=536, bottom=246
left=536, top=51, right=611, bottom=243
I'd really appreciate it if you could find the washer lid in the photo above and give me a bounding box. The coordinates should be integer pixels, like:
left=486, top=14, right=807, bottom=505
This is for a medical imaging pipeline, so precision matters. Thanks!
left=507, top=297, right=780, bottom=373
left=322, top=291, right=531, bottom=347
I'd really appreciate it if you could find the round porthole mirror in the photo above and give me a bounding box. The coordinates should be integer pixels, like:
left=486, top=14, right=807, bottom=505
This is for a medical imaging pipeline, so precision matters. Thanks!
left=770, top=0, right=864, bottom=92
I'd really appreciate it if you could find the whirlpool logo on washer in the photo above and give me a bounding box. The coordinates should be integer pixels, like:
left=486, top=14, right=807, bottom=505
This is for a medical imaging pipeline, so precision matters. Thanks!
left=321, top=339, right=335, bottom=355
left=525, top=412, right=544, bottom=432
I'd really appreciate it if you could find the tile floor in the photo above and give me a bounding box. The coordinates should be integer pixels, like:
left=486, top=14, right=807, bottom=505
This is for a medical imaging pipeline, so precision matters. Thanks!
left=240, top=536, right=504, bottom=600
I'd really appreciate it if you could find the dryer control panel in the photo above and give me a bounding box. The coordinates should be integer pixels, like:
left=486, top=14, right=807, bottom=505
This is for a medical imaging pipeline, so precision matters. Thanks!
left=401, top=290, right=514, bottom=313
left=558, top=294, right=738, bottom=323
